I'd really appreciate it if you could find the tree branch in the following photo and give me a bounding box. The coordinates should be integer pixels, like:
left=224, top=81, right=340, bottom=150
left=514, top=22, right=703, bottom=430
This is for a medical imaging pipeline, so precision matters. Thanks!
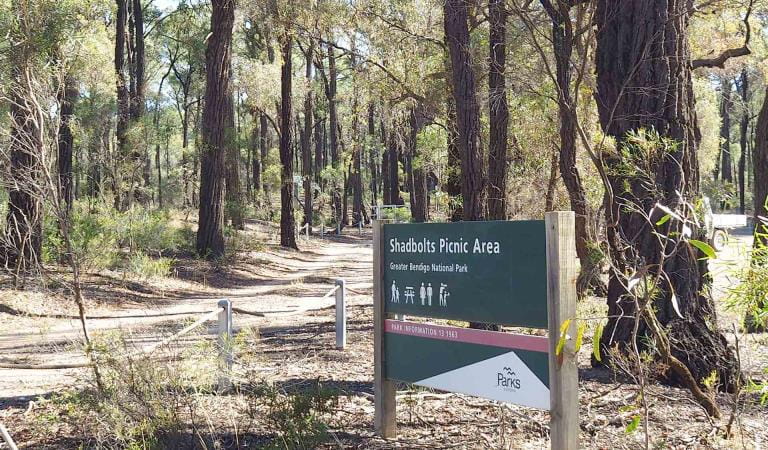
left=692, top=0, right=753, bottom=69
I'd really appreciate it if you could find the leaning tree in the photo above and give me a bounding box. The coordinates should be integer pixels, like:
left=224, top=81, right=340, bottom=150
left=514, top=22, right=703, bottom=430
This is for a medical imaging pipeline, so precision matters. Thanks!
left=594, top=0, right=740, bottom=401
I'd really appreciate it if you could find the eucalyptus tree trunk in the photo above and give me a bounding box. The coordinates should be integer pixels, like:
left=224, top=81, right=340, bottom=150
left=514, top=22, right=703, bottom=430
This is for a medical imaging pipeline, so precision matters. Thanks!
left=738, top=70, right=748, bottom=214
left=541, top=0, right=603, bottom=297
left=752, top=86, right=768, bottom=244
left=196, top=0, right=234, bottom=258
left=259, top=113, right=269, bottom=195
left=224, top=98, right=244, bottom=230
left=487, top=0, right=508, bottom=220
left=381, top=120, right=391, bottom=205
left=326, top=45, right=342, bottom=228
left=280, top=36, right=298, bottom=249
left=444, top=0, right=485, bottom=220
left=595, top=0, right=738, bottom=392
left=251, top=112, right=262, bottom=200
left=5, top=43, right=43, bottom=272
left=368, top=104, right=379, bottom=207
left=314, top=115, right=324, bottom=185
left=58, top=76, right=77, bottom=212
left=445, top=102, right=463, bottom=221
left=388, top=124, right=403, bottom=205
left=720, top=78, right=733, bottom=185
left=302, top=46, right=314, bottom=229
left=114, top=0, right=130, bottom=210
left=409, top=108, right=428, bottom=223
left=745, top=83, right=768, bottom=332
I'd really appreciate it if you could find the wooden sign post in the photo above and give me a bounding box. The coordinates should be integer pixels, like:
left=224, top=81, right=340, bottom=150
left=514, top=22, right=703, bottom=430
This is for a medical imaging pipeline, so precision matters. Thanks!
left=373, top=212, right=578, bottom=448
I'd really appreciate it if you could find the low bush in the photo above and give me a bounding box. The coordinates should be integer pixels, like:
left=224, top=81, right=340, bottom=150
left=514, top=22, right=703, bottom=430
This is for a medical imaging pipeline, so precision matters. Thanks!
left=42, top=200, right=192, bottom=276
left=243, top=380, right=339, bottom=449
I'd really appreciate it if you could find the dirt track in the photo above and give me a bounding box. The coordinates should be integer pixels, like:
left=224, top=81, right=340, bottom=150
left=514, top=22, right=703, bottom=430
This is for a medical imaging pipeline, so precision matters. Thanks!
left=0, top=223, right=374, bottom=400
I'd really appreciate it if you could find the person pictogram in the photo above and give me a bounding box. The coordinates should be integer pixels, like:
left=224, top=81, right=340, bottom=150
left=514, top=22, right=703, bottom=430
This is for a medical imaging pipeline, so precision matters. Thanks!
left=426, top=283, right=433, bottom=306
left=391, top=280, right=400, bottom=303
left=439, top=283, right=449, bottom=307
left=419, top=283, right=426, bottom=305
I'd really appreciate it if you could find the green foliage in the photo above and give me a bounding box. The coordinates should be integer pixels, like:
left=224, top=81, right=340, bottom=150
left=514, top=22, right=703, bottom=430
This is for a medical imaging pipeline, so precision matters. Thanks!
left=689, top=239, right=717, bottom=259
left=42, top=332, right=217, bottom=449
left=126, top=252, right=174, bottom=279
left=727, top=217, right=768, bottom=330
left=43, top=201, right=191, bottom=276
left=247, top=381, right=339, bottom=450
left=701, top=178, right=738, bottom=211
left=611, top=128, right=679, bottom=184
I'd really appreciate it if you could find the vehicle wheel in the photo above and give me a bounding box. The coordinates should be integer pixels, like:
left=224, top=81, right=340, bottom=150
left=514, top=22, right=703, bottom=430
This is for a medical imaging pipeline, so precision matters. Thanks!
left=712, top=229, right=728, bottom=251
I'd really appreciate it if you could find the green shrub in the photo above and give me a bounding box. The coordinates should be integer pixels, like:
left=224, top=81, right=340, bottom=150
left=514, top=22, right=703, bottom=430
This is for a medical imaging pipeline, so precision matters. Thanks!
left=127, top=252, right=174, bottom=279
left=43, top=200, right=192, bottom=275
left=245, top=380, right=339, bottom=450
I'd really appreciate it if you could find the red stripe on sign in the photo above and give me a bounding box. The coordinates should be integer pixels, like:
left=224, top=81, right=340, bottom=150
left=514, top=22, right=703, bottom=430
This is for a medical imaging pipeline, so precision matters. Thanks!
left=385, top=319, right=548, bottom=353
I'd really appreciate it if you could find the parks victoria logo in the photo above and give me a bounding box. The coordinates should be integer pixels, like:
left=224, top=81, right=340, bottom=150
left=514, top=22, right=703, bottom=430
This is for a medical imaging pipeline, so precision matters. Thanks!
left=497, top=366, right=522, bottom=392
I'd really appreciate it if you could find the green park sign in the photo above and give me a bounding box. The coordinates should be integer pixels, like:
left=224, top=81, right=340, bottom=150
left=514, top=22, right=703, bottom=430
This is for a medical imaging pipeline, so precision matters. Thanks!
left=383, top=220, right=547, bottom=328
left=373, top=213, right=580, bottom=450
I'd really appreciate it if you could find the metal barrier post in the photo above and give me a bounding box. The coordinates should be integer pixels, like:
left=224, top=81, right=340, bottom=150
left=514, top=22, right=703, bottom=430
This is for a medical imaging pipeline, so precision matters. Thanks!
left=217, top=299, right=233, bottom=391
left=335, top=279, right=347, bottom=349
left=0, top=423, right=18, bottom=450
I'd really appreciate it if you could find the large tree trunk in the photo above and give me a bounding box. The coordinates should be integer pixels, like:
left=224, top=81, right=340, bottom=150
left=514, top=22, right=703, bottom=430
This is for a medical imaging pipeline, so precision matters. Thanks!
left=444, top=0, right=485, bottom=220
left=131, top=0, right=148, bottom=202
left=745, top=84, right=768, bottom=332
left=196, top=0, right=234, bottom=258
left=58, top=76, right=77, bottom=212
left=541, top=0, right=604, bottom=297
left=738, top=70, right=748, bottom=215
left=114, top=0, right=130, bottom=211
left=487, top=0, right=508, bottom=220
left=594, top=0, right=738, bottom=392
left=280, top=37, right=298, bottom=249
left=720, top=78, right=733, bottom=185
left=5, top=63, right=43, bottom=273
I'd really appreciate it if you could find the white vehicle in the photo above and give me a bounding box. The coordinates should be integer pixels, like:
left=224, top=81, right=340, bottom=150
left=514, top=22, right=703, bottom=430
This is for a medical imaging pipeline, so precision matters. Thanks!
left=703, top=197, right=748, bottom=251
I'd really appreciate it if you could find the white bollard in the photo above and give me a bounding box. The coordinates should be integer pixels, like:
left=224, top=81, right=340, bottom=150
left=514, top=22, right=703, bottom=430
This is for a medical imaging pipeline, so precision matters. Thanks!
left=359, top=221, right=362, bottom=235
left=306, top=223, right=310, bottom=239
left=335, top=279, right=347, bottom=349
left=217, top=299, right=233, bottom=391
